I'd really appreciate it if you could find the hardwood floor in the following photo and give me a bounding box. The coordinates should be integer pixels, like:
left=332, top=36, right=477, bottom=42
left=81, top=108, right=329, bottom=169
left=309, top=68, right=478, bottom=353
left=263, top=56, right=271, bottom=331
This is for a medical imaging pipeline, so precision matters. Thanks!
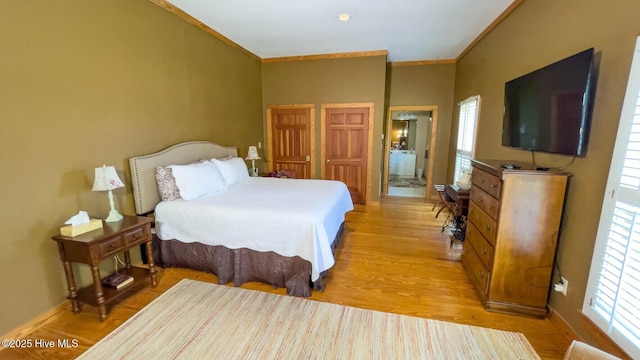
left=1, top=197, right=577, bottom=359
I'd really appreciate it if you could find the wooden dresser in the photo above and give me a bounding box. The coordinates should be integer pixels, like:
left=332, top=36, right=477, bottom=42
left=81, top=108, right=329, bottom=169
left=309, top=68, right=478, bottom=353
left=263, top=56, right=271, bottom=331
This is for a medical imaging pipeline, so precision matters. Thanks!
left=461, top=159, right=570, bottom=317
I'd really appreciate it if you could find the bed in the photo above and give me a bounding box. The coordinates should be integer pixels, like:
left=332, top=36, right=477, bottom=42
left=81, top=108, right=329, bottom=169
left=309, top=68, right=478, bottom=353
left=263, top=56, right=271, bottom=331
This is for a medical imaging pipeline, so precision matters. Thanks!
left=129, top=141, right=354, bottom=296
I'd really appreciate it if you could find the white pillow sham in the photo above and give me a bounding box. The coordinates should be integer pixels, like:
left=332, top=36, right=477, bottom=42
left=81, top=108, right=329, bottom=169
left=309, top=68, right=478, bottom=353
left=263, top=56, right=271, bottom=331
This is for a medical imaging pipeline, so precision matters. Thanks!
left=169, top=161, right=226, bottom=201
left=211, top=157, right=249, bottom=187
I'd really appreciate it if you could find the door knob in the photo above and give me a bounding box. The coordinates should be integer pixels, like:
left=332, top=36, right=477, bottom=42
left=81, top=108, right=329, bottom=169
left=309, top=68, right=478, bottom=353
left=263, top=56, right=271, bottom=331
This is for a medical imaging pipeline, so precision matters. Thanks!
left=326, top=160, right=330, bottom=163
left=306, top=155, right=310, bottom=162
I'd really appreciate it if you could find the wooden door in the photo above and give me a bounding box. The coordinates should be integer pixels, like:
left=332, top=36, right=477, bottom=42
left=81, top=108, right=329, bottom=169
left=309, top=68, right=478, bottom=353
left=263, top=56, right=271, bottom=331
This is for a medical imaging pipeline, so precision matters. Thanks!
left=267, top=106, right=314, bottom=179
left=323, top=106, right=371, bottom=204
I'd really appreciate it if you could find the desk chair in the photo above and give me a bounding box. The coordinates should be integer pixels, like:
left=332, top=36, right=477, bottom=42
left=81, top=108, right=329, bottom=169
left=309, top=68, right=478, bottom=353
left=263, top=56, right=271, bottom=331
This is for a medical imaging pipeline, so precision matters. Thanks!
left=433, top=185, right=450, bottom=218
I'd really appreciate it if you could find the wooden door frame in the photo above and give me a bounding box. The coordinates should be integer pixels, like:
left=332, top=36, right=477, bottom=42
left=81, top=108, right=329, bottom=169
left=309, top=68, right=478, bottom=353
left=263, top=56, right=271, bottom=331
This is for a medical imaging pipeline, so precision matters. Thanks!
left=383, top=105, right=439, bottom=200
left=320, top=102, right=375, bottom=205
left=266, top=104, right=316, bottom=178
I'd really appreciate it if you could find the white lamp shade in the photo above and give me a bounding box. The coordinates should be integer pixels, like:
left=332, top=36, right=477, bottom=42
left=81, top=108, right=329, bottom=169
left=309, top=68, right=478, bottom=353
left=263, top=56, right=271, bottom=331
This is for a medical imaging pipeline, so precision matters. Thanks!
left=245, top=146, right=261, bottom=161
left=92, top=165, right=124, bottom=191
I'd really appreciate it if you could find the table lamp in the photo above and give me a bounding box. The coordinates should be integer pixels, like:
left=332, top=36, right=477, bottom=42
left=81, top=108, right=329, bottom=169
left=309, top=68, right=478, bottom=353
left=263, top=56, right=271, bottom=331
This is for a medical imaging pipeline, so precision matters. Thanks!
left=92, top=165, right=125, bottom=222
left=245, top=146, right=261, bottom=177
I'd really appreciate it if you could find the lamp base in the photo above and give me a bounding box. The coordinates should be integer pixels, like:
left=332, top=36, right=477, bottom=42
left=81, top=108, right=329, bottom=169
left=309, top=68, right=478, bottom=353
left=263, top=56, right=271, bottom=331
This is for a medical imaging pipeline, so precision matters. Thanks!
left=105, top=209, right=123, bottom=223
left=105, top=189, right=123, bottom=222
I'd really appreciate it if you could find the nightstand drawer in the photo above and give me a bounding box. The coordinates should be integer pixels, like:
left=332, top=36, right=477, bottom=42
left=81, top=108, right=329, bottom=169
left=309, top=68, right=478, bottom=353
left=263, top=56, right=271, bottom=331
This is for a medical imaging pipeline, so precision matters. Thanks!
left=99, top=236, right=124, bottom=257
left=123, top=227, right=147, bottom=246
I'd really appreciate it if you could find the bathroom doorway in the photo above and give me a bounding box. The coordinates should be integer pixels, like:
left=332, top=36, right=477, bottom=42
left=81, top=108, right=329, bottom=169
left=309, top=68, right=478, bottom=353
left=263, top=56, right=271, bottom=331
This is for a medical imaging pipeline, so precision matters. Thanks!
left=383, top=106, right=438, bottom=199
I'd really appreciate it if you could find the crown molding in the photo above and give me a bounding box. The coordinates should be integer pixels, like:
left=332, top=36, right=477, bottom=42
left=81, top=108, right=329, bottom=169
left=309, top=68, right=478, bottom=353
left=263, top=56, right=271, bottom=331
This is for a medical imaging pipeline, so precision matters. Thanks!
left=150, top=0, right=523, bottom=65
left=457, top=0, right=526, bottom=61
left=262, top=50, right=388, bottom=63
left=149, top=0, right=261, bottom=61
left=390, top=59, right=456, bottom=66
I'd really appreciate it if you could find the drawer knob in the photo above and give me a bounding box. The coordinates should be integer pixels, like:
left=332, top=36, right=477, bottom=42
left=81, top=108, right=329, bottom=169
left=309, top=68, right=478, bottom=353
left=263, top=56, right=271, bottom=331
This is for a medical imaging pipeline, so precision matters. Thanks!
left=488, top=205, right=493, bottom=209
left=481, top=248, right=488, bottom=254
left=490, top=184, right=496, bottom=188
left=478, top=271, right=485, bottom=278
left=480, top=177, right=485, bottom=183
left=483, top=224, right=491, bottom=231
left=477, top=196, right=483, bottom=203
left=110, top=244, right=117, bottom=248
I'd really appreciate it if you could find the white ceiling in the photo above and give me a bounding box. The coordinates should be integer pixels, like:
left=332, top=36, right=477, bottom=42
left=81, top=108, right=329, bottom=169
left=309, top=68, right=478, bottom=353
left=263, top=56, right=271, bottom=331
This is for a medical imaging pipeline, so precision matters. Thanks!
left=167, top=0, right=516, bottom=62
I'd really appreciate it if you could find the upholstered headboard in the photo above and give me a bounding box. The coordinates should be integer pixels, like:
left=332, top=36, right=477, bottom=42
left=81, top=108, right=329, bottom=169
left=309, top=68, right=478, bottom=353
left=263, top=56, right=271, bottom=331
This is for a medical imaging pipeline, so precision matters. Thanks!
left=129, top=141, right=238, bottom=215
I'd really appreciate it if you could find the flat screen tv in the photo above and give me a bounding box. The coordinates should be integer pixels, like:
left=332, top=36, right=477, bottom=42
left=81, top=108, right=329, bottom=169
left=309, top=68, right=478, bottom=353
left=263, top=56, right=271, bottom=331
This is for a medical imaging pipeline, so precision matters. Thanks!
left=502, top=48, right=596, bottom=157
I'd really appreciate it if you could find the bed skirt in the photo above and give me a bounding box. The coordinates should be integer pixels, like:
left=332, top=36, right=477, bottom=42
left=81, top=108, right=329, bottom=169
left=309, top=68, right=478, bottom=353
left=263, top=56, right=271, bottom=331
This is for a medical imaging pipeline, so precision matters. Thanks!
left=152, top=224, right=344, bottom=297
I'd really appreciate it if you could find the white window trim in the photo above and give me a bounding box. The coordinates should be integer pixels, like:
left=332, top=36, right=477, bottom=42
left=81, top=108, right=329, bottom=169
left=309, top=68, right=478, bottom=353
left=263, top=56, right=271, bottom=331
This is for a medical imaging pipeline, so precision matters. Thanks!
left=583, top=37, right=640, bottom=359
left=454, top=95, right=480, bottom=183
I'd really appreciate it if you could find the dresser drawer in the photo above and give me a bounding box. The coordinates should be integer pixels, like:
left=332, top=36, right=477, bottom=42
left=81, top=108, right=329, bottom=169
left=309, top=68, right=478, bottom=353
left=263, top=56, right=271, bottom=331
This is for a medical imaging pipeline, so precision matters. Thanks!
left=468, top=201, right=497, bottom=245
left=461, top=243, right=490, bottom=295
left=99, top=236, right=124, bottom=257
left=472, top=167, right=501, bottom=199
left=123, top=226, right=147, bottom=246
left=466, top=222, right=494, bottom=269
left=470, top=186, right=500, bottom=220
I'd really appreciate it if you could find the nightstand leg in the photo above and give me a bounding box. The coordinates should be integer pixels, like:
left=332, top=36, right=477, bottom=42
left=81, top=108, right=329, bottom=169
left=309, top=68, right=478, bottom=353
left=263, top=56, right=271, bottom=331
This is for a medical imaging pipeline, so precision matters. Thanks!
left=124, top=250, right=132, bottom=269
left=91, top=266, right=107, bottom=321
left=62, top=261, right=80, bottom=313
left=56, top=242, right=81, bottom=313
left=145, top=240, right=157, bottom=287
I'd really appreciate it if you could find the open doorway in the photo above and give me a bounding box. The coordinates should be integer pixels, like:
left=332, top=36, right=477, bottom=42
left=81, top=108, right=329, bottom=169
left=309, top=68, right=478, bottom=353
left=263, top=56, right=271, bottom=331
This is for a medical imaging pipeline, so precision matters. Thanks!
left=383, top=106, right=438, bottom=199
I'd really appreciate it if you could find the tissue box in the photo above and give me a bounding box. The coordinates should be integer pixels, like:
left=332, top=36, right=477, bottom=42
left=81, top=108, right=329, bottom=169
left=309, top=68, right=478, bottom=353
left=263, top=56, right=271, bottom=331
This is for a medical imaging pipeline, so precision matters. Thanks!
left=60, top=219, right=103, bottom=237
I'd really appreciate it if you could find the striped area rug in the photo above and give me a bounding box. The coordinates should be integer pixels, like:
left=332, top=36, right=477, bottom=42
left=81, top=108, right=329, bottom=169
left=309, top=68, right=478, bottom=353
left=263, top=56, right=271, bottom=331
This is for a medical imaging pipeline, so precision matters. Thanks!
left=78, top=279, right=540, bottom=359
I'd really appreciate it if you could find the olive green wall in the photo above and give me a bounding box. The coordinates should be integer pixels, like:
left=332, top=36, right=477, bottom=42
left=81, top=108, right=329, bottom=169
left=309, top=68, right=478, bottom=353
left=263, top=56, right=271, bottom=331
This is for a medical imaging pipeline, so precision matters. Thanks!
left=454, top=0, right=640, bottom=342
left=386, top=64, right=457, bottom=195
left=262, top=56, right=388, bottom=202
left=0, top=0, right=263, bottom=335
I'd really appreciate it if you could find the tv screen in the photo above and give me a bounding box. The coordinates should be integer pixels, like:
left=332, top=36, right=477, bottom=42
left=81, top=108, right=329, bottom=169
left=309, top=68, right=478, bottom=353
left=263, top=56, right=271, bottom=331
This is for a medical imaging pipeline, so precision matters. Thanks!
left=502, top=48, right=596, bottom=157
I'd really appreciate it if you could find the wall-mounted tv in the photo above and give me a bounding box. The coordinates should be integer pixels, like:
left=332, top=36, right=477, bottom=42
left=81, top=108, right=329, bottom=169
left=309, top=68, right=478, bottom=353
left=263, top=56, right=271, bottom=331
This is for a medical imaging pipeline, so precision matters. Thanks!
left=502, top=48, right=596, bottom=157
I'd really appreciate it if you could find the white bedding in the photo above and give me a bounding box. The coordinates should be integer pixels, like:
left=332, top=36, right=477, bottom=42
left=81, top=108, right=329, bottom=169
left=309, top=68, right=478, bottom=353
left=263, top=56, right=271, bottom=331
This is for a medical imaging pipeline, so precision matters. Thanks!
left=154, top=177, right=354, bottom=281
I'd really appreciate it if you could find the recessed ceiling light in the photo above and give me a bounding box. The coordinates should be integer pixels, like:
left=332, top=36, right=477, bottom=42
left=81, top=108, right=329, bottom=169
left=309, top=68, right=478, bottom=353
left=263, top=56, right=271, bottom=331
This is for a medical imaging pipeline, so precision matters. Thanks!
left=338, top=13, right=350, bottom=21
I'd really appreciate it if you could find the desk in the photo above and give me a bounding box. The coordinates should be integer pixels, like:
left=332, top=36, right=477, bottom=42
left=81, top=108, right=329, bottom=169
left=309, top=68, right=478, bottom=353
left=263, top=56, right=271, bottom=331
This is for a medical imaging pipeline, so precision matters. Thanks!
left=441, top=184, right=470, bottom=240
left=445, top=184, right=470, bottom=216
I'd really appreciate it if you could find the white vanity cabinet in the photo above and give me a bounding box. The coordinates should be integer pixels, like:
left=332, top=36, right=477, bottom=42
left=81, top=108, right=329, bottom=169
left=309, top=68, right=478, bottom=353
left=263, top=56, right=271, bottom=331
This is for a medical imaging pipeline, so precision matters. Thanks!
left=390, top=151, right=416, bottom=177
left=390, top=153, right=398, bottom=175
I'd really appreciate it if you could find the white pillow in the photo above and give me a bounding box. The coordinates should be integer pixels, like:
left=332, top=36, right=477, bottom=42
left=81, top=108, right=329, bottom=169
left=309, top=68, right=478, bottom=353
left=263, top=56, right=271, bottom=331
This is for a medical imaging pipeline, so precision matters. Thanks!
left=211, top=157, right=249, bottom=187
left=169, top=162, right=226, bottom=201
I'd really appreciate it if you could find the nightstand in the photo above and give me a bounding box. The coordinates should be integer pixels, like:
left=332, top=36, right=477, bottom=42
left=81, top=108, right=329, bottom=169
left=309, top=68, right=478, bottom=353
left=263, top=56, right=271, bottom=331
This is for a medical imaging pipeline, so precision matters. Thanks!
left=51, top=215, right=157, bottom=321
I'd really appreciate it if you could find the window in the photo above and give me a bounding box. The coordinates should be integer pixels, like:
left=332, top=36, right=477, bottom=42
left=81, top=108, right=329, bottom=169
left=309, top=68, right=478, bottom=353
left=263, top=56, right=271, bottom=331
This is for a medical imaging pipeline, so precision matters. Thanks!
left=583, top=37, right=640, bottom=359
left=454, top=96, right=480, bottom=183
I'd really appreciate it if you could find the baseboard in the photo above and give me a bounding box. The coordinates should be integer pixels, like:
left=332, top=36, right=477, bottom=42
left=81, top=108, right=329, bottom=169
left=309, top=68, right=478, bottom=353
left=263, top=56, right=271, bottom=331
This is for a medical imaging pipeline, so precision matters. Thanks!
left=575, top=309, right=632, bottom=359
left=1, top=302, right=69, bottom=340
left=548, top=307, right=631, bottom=359
left=547, top=308, right=583, bottom=341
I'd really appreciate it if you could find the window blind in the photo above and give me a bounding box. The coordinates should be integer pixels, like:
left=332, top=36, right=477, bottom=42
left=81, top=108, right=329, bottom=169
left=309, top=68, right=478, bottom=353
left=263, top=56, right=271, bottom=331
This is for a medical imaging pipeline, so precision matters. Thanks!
left=454, top=96, right=480, bottom=183
left=584, top=37, right=640, bottom=359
